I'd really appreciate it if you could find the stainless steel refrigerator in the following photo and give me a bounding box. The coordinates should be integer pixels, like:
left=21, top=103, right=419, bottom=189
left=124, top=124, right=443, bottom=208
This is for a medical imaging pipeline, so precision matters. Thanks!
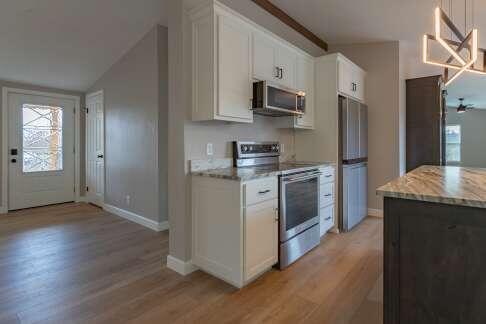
left=339, top=96, right=368, bottom=232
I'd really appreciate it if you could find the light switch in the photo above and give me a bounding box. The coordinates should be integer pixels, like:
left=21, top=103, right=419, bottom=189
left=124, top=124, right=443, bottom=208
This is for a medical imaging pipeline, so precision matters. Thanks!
left=206, top=143, right=214, bottom=156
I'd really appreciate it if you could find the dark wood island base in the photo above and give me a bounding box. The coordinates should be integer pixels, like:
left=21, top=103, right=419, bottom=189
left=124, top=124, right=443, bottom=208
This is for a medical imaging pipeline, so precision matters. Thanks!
left=384, top=197, right=486, bottom=323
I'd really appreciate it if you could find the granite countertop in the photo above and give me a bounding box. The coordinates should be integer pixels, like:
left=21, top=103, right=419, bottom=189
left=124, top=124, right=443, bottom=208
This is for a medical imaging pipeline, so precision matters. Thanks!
left=191, top=162, right=335, bottom=181
left=377, top=165, right=486, bottom=209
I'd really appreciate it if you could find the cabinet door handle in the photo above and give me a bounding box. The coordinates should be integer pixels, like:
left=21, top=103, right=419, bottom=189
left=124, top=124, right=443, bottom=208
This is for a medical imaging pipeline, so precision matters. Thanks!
left=258, top=189, right=271, bottom=195
left=275, top=67, right=280, bottom=79
left=324, top=216, right=332, bottom=221
left=249, top=98, right=253, bottom=111
left=324, top=194, right=332, bottom=197
left=325, top=175, right=332, bottom=178
left=274, top=207, right=279, bottom=222
left=280, top=68, right=284, bottom=79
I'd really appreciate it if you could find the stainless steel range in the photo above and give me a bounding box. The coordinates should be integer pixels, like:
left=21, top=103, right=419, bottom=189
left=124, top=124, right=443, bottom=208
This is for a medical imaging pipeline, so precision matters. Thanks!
left=233, top=141, right=321, bottom=269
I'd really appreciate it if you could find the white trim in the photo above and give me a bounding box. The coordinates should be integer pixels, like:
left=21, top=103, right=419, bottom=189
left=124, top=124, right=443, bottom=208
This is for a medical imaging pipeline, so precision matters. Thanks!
left=85, top=90, right=105, bottom=206
left=368, top=208, right=383, bottom=218
left=103, top=203, right=169, bottom=232
left=1, top=87, right=81, bottom=212
left=166, top=255, right=198, bottom=276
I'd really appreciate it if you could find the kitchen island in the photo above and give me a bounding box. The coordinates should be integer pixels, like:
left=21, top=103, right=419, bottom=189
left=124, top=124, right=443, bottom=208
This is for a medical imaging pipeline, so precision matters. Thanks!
left=377, top=165, right=486, bottom=324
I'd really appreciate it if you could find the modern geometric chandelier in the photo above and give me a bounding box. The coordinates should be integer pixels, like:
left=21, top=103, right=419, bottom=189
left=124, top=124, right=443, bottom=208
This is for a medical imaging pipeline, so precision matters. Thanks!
left=422, top=0, right=486, bottom=86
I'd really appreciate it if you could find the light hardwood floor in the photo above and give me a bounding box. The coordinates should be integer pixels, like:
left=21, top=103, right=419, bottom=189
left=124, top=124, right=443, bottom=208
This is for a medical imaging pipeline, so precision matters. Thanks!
left=0, top=203, right=383, bottom=324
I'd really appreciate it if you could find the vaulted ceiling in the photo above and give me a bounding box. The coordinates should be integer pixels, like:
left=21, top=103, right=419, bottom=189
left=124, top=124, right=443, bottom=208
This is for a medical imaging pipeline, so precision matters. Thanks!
left=0, top=0, right=167, bottom=91
left=2, top=0, right=486, bottom=103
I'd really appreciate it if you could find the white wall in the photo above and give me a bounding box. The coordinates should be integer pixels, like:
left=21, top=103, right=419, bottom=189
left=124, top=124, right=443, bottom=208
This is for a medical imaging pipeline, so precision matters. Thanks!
left=329, top=42, right=403, bottom=211
left=447, top=107, right=486, bottom=168
left=88, top=25, right=168, bottom=223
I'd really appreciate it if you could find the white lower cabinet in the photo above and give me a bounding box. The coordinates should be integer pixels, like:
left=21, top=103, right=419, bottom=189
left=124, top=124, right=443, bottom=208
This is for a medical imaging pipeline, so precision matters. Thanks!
left=244, top=199, right=278, bottom=282
left=319, top=166, right=336, bottom=236
left=192, top=175, right=278, bottom=288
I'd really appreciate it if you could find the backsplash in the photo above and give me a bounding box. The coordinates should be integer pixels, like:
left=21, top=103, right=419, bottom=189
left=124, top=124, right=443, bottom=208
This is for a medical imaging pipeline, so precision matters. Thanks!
left=184, top=114, right=296, bottom=164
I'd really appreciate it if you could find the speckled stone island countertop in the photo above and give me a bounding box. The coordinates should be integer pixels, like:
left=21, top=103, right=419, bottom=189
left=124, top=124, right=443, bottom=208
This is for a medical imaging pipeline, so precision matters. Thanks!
left=377, top=165, right=486, bottom=209
left=191, top=161, right=335, bottom=181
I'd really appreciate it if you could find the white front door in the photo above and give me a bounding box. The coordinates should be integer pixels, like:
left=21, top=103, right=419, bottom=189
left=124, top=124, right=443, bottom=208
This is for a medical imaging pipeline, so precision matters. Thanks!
left=8, top=93, right=75, bottom=210
left=85, top=91, right=104, bottom=206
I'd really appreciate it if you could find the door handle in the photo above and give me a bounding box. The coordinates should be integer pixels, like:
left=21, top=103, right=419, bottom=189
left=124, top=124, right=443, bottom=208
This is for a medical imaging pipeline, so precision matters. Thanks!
left=97, top=154, right=104, bottom=159
left=258, top=189, right=271, bottom=195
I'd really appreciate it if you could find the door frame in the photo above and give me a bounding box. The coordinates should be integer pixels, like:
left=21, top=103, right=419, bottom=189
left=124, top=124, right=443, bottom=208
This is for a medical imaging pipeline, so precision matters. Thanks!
left=85, top=90, right=105, bottom=206
left=1, top=87, right=82, bottom=213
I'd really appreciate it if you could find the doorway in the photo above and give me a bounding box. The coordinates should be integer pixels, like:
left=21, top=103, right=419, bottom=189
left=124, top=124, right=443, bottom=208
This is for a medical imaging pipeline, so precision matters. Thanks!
left=4, top=89, right=80, bottom=211
left=85, top=90, right=104, bottom=207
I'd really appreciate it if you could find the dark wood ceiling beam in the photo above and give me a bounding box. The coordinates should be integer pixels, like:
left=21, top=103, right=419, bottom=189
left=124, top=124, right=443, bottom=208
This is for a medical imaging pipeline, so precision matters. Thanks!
left=251, top=0, right=328, bottom=51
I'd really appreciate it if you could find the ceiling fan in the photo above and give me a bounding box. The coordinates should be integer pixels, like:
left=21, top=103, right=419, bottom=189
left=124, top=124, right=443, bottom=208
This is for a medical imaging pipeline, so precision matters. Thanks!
left=456, top=98, right=474, bottom=113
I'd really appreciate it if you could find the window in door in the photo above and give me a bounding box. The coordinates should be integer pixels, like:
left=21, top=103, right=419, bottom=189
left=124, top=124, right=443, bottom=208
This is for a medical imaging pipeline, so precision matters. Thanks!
left=446, top=124, right=461, bottom=163
left=22, top=104, right=63, bottom=173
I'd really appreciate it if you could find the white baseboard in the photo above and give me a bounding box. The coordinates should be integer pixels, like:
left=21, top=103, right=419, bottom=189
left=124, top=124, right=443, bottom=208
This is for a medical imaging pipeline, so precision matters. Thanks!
left=103, top=204, right=169, bottom=232
left=368, top=208, right=383, bottom=218
left=166, top=255, right=198, bottom=276
left=0, top=206, right=7, bottom=214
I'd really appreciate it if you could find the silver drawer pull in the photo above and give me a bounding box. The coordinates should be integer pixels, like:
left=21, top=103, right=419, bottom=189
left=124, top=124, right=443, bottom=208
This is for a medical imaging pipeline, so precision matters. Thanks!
left=324, top=194, right=332, bottom=197
left=258, top=189, right=271, bottom=195
left=324, top=217, right=332, bottom=221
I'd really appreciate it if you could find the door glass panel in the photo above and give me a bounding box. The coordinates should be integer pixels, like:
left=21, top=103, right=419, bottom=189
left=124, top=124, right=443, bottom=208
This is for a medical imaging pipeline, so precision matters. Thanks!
left=284, top=177, right=318, bottom=231
left=22, top=104, right=63, bottom=173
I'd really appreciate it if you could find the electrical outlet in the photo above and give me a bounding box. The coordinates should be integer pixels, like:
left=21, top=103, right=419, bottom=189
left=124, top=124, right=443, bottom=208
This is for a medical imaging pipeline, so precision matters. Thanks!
left=206, top=143, right=214, bottom=156
left=125, top=195, right=131, bottom=206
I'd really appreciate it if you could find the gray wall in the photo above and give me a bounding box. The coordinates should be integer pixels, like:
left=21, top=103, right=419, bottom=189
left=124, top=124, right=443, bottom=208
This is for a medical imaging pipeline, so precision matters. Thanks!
left=447, top=107, right=486, bottom=168
left=0, top=80, right=84, bottom=209
left=329, top=42, right=403, bottom=211
left=88, top=25, right=168, bottom=223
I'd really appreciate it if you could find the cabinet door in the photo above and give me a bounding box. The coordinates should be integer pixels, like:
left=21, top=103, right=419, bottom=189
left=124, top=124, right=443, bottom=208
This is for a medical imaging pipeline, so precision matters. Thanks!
left=358, top=164, right=368, bottom=221
left=218, top=15, right=253, bottom=122
left=338, top=60, right=353, bottom=97
left=276, top=45, right=297, bottom=89
left=245, top=199, right=278, bottom=282
left=354, top=69, right=365, bottom=101
left=295, top=56, right=314, bottom=129
left=252, top=32, right=278, bottom=82
left=320, top=204, right=334, bottom=236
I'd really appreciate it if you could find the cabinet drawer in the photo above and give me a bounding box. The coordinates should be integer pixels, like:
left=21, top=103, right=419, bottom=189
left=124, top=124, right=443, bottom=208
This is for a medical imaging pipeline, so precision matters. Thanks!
left=320, top=167, right=335, bottom=184
left=245, top=177, right=278, bottom=206
left=320, top=182, right=334, bottom=207
left=320, top=204, right=334, bottom=236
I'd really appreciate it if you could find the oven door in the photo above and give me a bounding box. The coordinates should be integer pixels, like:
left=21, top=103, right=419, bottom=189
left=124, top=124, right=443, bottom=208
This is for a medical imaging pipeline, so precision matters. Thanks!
left=280, top=171, right=320, bottom=242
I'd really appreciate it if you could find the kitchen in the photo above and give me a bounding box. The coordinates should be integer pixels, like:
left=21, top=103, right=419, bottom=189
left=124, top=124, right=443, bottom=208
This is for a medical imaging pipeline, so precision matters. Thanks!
left=184, top=0, right=369, bottom=287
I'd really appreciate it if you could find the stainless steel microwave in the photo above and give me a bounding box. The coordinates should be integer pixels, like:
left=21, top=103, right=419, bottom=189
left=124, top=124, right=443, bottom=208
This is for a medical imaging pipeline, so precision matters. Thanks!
left=252, top=81, right=305, bottom=117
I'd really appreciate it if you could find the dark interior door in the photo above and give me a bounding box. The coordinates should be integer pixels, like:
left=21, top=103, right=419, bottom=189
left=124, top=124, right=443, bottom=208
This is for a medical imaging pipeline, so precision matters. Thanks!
left=406, top=75, right=445, bottom=172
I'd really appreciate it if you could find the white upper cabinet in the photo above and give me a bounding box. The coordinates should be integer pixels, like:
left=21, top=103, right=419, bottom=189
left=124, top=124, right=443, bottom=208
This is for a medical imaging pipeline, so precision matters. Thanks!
left=190, top=4, right=253, bottom=123
left=252, top=32, right=279, bottom=82
left=190, top=1, right=315, bottom=126
left=217, top=15, right=253, bottom=121
left=338, top=56, right=366, bottom=102
left=252, top=31, right=297, bottom=89
left=294, top=56, right=315, bottom=129
left=276, top=45, right=297, bottom=89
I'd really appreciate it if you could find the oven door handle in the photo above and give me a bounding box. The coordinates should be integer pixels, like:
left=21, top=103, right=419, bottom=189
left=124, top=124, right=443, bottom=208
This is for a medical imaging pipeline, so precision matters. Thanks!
left=282, top=172, right=321, bottom=183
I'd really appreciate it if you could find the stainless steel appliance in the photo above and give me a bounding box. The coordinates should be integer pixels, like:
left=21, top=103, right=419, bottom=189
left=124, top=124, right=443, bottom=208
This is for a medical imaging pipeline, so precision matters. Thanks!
left=252, top=81, right=305, bottom=117
left=339, top=96, right=368, bottom=232
left=233, top=141, right=321, bottom=269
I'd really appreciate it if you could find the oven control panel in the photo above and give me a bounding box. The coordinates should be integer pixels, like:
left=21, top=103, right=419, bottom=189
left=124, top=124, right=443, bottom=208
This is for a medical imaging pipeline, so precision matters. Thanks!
left=234, top=141, right=280, bottom=158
